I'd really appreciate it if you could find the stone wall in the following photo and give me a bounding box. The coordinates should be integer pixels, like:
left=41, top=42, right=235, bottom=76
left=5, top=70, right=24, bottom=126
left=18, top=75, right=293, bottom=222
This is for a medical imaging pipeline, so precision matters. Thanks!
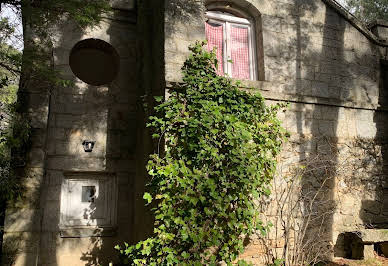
left=2, top=2, right=140, bottom=265
left=133, top=0, right=166, bottom=243
left=3, top=0, right=388, bottom=265
left=164, top=0, right=388, bottom=264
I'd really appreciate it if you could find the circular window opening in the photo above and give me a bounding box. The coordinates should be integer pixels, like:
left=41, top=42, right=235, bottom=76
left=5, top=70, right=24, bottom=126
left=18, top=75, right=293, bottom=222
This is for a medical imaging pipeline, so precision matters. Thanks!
left=69, top=39, right=119, bottom=86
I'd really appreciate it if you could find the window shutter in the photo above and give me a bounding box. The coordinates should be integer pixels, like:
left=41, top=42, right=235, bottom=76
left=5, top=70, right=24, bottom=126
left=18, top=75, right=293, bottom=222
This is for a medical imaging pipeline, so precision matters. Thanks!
left=205, top=21, right=224, bottom=76
left=230, top=25, right=250, bottom=80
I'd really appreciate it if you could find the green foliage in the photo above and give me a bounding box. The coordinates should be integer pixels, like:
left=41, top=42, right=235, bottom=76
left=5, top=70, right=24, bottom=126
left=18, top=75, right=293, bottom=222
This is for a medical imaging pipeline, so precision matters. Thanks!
left=116, top=41, right=287, bottom=265
left=270, top=258, right=285, bottom=266
left=345, top=0, right=388, bottom=23
left=19, top=0, right=111, bottom=36
left=0, top=43, right=30, bottom=207
left=0, top=0, right=110, bottom=90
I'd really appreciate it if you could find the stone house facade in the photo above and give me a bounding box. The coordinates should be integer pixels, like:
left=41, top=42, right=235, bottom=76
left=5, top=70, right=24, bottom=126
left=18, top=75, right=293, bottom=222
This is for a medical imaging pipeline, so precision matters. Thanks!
left=2, top=0, right=388, bottom=265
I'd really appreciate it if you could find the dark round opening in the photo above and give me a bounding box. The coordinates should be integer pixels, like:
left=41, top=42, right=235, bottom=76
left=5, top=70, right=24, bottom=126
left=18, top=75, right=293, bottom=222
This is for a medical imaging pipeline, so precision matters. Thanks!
left=69, top=39, right=119, bottom=86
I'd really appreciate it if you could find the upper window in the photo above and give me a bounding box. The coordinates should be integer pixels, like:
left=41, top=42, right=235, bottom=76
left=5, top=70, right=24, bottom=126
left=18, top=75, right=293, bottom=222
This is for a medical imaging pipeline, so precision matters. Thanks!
left=205, top=11, right=257, bottom=80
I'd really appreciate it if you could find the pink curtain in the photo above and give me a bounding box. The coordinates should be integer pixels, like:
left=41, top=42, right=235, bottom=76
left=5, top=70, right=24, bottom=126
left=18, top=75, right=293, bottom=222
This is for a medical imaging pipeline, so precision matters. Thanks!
left=230, top=26, right=250, bottom=79
left=205, top=22, right=224, bottom=76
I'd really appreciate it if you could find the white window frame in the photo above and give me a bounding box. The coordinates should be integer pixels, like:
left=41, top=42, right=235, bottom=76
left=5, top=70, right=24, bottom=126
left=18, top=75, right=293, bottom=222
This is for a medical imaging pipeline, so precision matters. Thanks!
left=206, top=11, right=257, bottom=80
left=59, top=171, right=118, bottom=237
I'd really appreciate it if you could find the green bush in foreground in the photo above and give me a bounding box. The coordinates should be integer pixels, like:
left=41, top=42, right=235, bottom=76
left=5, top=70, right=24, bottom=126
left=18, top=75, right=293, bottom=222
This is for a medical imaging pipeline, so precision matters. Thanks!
left=116, top=41, right=287, bottom=265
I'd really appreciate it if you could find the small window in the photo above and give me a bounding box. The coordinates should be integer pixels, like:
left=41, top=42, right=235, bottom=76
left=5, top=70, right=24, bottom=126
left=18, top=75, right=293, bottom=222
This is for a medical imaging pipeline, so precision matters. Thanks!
left=59, top=172, right=118, bottom=237
left=205, top=11, right=257, bottom=80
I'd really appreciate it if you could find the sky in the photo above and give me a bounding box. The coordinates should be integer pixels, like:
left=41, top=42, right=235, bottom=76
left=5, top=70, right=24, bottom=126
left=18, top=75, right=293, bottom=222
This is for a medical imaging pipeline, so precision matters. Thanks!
left=1, top=4, right=23, bottom=50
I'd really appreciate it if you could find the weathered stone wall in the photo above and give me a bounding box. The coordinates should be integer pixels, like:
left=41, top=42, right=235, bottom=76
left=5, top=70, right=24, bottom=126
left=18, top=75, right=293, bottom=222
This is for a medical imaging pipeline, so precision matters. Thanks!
left=164, top=0, right=388, bottom=264
left=3, top=0, right=388, bottom=265
left=2, top=2, right=139, bottom=265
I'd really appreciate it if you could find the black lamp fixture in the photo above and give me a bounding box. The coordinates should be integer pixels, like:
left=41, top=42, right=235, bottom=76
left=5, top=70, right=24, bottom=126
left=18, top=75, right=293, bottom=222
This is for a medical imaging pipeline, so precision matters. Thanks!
left=82, top=140, right=95, bottom=152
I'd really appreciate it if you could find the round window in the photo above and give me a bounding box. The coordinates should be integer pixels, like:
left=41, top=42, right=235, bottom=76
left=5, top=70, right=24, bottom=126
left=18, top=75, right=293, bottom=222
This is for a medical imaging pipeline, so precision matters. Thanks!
left=69, top=39, right=119, bottom=86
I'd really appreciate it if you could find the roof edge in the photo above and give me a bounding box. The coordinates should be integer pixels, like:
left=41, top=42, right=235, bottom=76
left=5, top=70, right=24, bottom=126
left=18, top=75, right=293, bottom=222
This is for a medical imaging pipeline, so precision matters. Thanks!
left=322, top=0, right=388, bottom=47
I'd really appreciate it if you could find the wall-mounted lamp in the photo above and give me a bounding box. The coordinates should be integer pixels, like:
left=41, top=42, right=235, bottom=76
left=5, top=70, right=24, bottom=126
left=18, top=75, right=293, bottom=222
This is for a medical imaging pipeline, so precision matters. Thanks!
left=82, top=140, right=95, bottom=152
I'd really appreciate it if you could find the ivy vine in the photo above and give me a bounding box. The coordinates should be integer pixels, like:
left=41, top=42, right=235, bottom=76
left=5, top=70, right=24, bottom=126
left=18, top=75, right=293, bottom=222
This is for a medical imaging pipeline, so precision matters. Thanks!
left=116, top=41, right=287, bottom=265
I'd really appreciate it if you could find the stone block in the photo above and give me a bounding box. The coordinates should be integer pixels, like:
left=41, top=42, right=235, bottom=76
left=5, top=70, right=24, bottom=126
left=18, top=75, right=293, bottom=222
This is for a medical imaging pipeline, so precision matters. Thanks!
left=117, top=172, right=131, bottom=185
left=48, top=127, right=65, bottom=141
left=315, top=72, right=331, bottom=83
left=312, top=81, right=329, bottom=98
left=30, top=129, right=47, bottom=148
left=64, top=102, right=87, bottom=115
left=165, top=63, right=183, bottom=82
left=29, top=109, right=49, bottom=129
left=47, top=170, right=64, bottom=186
left=53, top=47, right=70, bottom=66
left=38, top=250, right=58, bottom=266
left=364, top=244, right=374, bottom=259
left=165, top=50, right=188, bottom=65
left=47, top=156, right=106, bottom=171
left=241, top=244, right=266, bottom=257
left=42, top=201, right=60, bottom=232
left=46, top=185, right=62, bottom=201
left=26, top=92, right=49, bottom=110
left=356, top=120, right=376, bottom=139
left=106, top=159, right=135, bottom=172
left=27, top=148, right=45, bottom=168
left=55, top=114, right=78, bottom=128
left=2, top=252, right=38, bottom=266
left=4, top=209, right=41, bottom=232
left=23, top=167, right=45, bottom=183
left=335, top=122, right=349, bottom=139
left=318, top=120, right=335, bottom=137
left=110, top=0, right=135, bottom=10
left=262, top=15, right=282, bottom=33
left=117, top=200, right=132, bottom=220
left=39, top=232, right=58, bottom=252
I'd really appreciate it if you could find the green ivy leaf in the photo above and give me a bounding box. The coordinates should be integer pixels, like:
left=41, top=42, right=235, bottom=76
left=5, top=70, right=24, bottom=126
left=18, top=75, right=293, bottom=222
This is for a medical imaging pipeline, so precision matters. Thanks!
left=143, top=192, right=153, bottom=205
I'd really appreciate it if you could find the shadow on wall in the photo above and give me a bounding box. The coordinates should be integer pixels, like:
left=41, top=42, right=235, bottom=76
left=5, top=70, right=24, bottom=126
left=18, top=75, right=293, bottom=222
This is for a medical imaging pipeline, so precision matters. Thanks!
left=300, top=3, right=347, bottom=260
left=75, top=10, right=138, bottom=266
left=1, top=30, right=60, bottom=265
left=266, top=0, right=384, bottom=263
left=364, top=59, right=388, bottom=230
left=273, top=0, right=342, bottom=263
left=77, top=1, right=167, bottom=263
left=333, top=42, right=388, bottom=256
left=165, top=0, right=204, bottom=40
left=25, top=7, right=139, bottom=265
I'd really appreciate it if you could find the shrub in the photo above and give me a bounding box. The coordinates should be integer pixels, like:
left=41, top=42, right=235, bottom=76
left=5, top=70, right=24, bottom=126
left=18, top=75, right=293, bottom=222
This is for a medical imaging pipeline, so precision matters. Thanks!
left=116, top=41, right=287, bottom=265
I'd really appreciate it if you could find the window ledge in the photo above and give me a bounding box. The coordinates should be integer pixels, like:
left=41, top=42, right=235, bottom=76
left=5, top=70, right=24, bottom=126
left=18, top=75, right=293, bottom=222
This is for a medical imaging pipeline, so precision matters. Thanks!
left=165, top=78, right=271, bottom=91
left=59, top=226, right=117, bottom=238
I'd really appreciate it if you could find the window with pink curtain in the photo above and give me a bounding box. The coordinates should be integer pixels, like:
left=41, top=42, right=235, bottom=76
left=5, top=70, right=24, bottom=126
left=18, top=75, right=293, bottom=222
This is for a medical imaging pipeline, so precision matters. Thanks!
left=205, top=11, right=255, bottom=80
left=230, top=26, right=250, bottom=80
left=205, top=21, right=224, bottom=76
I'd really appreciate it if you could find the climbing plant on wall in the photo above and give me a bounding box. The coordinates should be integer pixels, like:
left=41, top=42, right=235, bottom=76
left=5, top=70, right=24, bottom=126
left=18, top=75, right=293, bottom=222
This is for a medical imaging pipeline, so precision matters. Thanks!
left=116, top=41, right=287, bottom=265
